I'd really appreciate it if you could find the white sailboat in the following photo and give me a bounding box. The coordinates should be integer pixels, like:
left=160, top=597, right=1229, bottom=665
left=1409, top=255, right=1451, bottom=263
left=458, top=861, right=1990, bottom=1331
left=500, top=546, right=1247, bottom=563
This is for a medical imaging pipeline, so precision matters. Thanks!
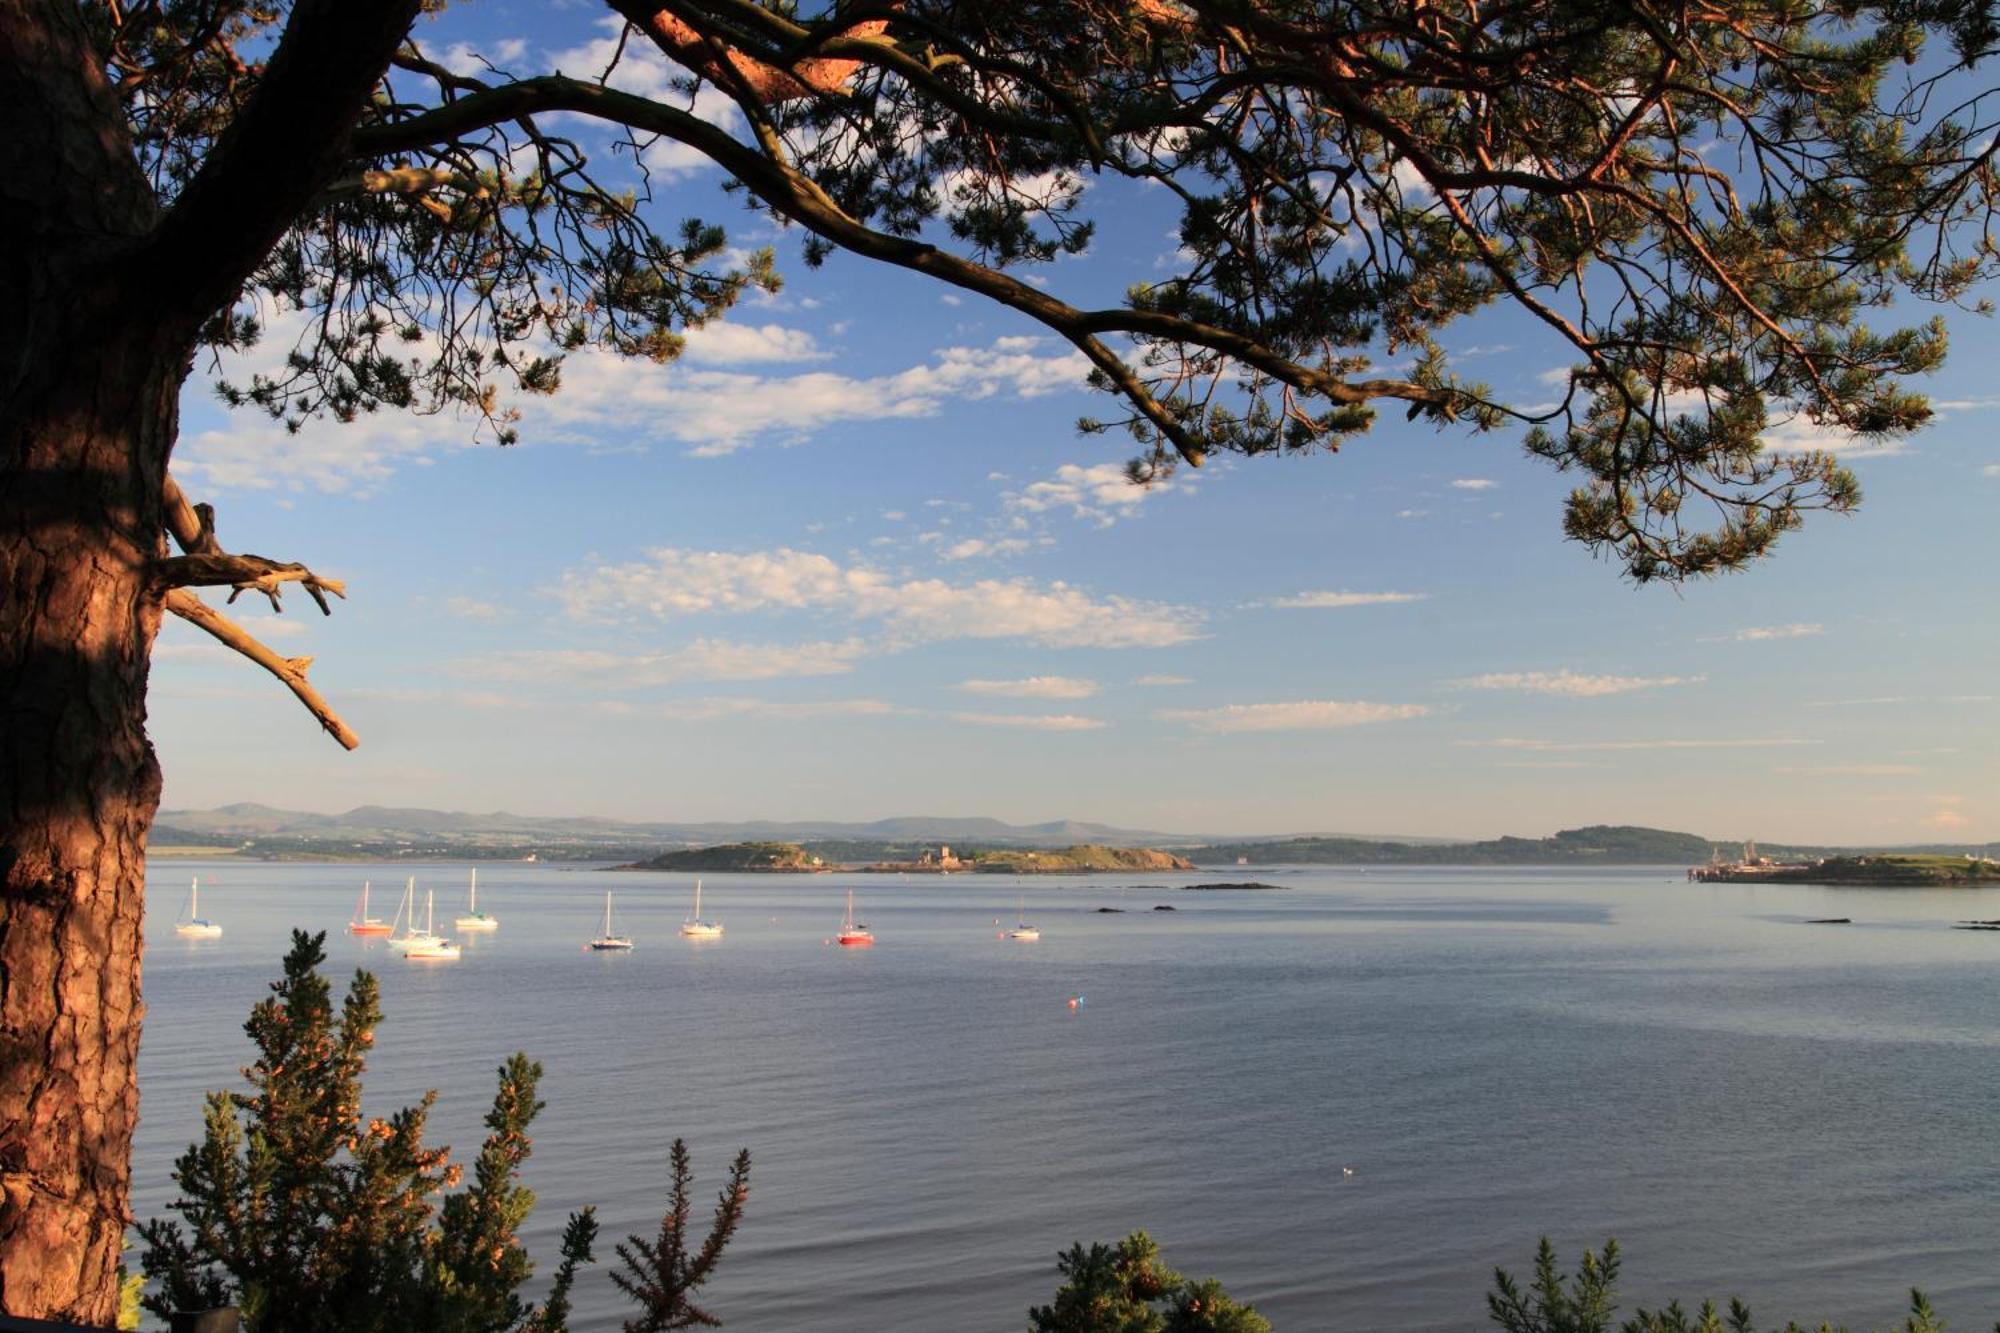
left=347, top=880, right=391, bottom=936
left=679, top=880, right=722, bottom=939
left=453, top=867, right=498, bottom=932
left=403, top=889, right=460, bottom=961
left=1006, top=892, right=1040, bottom=941
left=589, top=892, right=633, bottom=951
left=173, top=877, right=222, bottom=938
left=387, top=877, right=443, bottom=953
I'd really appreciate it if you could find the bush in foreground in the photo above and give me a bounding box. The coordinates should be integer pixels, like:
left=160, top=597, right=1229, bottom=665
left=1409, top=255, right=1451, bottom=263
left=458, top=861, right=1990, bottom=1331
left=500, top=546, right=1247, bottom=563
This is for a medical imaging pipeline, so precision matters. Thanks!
left=138, top=931, right=747, bottom=1332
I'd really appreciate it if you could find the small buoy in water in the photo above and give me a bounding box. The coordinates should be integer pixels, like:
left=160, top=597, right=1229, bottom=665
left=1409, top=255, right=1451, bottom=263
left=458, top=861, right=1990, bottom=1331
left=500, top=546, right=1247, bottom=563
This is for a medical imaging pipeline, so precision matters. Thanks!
left=1066, top=995, right=1083, bottom=1010
left=1342, top=1166, right=1355, bottom=1178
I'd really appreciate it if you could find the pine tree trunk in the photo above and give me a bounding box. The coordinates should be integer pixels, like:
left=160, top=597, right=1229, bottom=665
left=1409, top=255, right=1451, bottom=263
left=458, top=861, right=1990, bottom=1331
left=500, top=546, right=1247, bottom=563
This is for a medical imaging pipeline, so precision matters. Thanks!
left=0, top=5, right=174, bottom=1320
left=0, top=323, right=179, bottom=1323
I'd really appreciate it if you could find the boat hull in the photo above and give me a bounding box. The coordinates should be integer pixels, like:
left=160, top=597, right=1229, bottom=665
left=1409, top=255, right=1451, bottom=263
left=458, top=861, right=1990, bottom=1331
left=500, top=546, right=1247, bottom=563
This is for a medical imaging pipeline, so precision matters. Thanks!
left=347, top=921, right=393, bottom=936
left=836, top=931, right=874, bottom=947
left=679, top=923, right=722, bottom=939
left=174, top=923, right=222, bottom=939
left=455, top=917, right=499, bottom=932
left=588, top=938, right=634, bottom=951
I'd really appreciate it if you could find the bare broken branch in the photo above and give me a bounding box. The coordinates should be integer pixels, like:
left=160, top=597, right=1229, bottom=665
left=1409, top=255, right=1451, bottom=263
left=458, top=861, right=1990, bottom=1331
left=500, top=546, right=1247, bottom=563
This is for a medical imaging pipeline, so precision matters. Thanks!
left=163, top=589, right=360, bottom=750
left=156, top=473, right=357, bottom=747
left=155, top=553, right=348, bottom=615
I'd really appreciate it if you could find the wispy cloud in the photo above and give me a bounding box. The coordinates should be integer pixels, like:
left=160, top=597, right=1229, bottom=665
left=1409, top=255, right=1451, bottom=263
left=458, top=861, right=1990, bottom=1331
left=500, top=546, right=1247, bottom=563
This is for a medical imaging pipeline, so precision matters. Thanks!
left=1924, top=796, right=1970, bottom=830
left=1133, top=674, right=1192, bottom=687
left=1452, top=670, right=1702, bottom=698
left=554, top=547, right=1202, bottom=648
left=956, top=676, right=1099, bottom=700
left=950, top=711, right=1106, bottom=731
left=940, top=536, right=1034, bottom=562
left=1773, top=764, right=1923, bottom=777
left=1805, top=694, right=1992, bottom=709
left=178, top=332, right=1095, bottom=493
left=470, top=638, right=873, bottom=686
left=1267, top=591, right=1428, bottom=610
left=1465, top=736, right=1815, bottom=752
left=679, top=322, right=825, bottom=366
left=1450, top=478, right=1498, bottom=491
left=1984, top=463, right=2000, bottom=477
left=1160, top=700, right=1430, bottom=734
left=447, top=597, right=509, bottom=622
left=1730, top=623, right=1824, bottom=642
left=600, top=697, right=899, bottom=722
left=1008, top=462, right=1175, bottom=527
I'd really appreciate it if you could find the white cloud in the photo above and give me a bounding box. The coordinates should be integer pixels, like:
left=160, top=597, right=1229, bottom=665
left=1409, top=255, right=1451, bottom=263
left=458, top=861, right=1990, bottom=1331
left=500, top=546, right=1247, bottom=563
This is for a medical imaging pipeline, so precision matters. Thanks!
left=439, top=38, right=527, bottom=77
left=949, top=711, right=1106, bottom=731
left=1924, top=796, right=1970, bottom=830
left=941, top=537, right=1032, bottom=562
left=553, top=547, right=1202, bottom=648
left=1133, top=674, right=1192, bottom=687
left=1760, top=418, right=1911, bottom=458
left=1467, top=736, right=1815, bottom=752
left=602, top=697, right=899, bottom=723
left=956, top=676, right=1099, bottom=700
left=1159, top=700, right=1430, bottom=734
left=1009, top=462, right=1171, bottom=527
left=680, top=322, right=825, bottom=366
left=548, top=337, right=1090, bottom=458
left=447, top=597, right=509, bottom=622
left=1773, top=764, right=1923, bottom=776
left=1983, top=463, right=2000, bottom=477
left=1395, top=509, right=1430, bottom=520
left=1805, top=694, right=1991, bottom=709
left=471, top=637, right=873, bottom=686
left=1734, top=623, right=1824, bottom=642
left=181, top=330, right=1097, bottom=493
left=1453, top=670, right=1702, bottom=698
left=1449, top=478, right=1498, bottom=491
left=1268, top=591, right=1427, bottom=610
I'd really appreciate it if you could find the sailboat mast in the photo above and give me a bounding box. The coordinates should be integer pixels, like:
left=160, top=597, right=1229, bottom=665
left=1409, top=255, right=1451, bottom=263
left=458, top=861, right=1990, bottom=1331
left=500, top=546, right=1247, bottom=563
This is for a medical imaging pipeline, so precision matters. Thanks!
left=470, top=867, right=477, bottom=912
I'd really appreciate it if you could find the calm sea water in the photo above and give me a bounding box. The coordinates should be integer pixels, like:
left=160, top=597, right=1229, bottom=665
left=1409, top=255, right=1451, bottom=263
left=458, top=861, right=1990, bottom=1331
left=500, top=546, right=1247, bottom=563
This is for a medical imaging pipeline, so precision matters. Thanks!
left=133, top=862, right=2000, bottom=1331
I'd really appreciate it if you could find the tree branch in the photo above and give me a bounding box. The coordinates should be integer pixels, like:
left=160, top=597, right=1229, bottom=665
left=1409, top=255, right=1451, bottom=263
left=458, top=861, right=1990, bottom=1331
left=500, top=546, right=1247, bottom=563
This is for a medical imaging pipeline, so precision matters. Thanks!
left=156, top=474, right=357, bottom=748
left=163, top=589, right=360, bottom=751
left=137, top=0, right=427, bottom=334
left=352, top=76, right=1453, bottom=465
left=154, top=553, right=348, bottom=615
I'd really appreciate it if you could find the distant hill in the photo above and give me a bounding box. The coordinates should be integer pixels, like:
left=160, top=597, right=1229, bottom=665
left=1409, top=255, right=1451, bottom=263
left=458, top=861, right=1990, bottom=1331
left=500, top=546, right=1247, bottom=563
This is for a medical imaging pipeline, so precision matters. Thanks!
left=1198, top=825, right=1732, bottom=866
left=151, top=804, right=1995, bottom=866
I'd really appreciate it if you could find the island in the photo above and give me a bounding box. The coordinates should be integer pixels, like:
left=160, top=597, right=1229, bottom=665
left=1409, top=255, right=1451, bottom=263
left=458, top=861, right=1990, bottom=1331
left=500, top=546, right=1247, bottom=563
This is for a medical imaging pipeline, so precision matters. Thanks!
left=626, top=841, right=827, bottom=873
left=621, top=840, right=1195, bottom=875
left=948, top=845, right=1195, bottom=874
left=1694, top=854, right=2000, bottom=887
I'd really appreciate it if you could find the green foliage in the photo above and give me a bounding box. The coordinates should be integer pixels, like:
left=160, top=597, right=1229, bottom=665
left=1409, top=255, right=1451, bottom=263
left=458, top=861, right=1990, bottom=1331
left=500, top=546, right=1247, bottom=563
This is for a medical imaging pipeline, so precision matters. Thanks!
left=83, top=0, right=2000, bottom=581
left=137, top=931, right=749, bottom=1333
left=1028, top=1231, right=1270, bottom=1333
left=609, top=1139, right=752, bottom=1331
left=1491, top=1239, right=1955, bottom=1333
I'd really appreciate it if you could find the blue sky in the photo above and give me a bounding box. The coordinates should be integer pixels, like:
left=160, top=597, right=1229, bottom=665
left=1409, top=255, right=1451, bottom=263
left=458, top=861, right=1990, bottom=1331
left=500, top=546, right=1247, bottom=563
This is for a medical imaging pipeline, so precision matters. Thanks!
left=147, top=10, right=1999, bottom=844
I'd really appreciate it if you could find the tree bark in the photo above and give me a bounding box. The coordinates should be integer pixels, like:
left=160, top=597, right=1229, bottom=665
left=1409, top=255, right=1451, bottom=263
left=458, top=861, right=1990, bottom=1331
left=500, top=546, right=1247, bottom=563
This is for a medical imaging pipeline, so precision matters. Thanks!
left=0, top=2, right=173, bottom=1321
left=0, top=338, right=175, bottom=1326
